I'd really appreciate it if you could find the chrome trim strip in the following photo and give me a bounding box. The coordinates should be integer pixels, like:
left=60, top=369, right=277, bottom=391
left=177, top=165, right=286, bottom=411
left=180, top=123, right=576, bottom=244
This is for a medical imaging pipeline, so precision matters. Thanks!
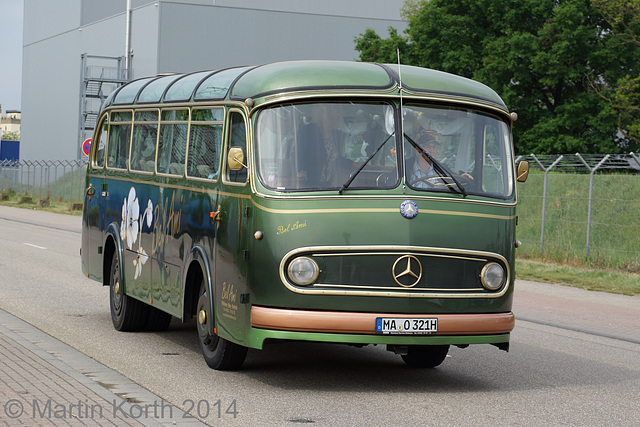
left=249, top=199, right=516, bottom=219
left=318, top=284, right=485, bottom=292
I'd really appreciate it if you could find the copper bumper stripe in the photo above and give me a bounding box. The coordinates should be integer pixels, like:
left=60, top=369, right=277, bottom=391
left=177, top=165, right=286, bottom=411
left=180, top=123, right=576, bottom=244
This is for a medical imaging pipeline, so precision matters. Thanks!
left=251, top=306, right=514, bottom=335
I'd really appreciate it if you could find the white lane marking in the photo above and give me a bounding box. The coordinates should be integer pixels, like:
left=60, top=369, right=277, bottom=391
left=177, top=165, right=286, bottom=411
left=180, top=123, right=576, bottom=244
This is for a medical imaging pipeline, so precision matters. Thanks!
left=24, top=243, right=47, bottom=250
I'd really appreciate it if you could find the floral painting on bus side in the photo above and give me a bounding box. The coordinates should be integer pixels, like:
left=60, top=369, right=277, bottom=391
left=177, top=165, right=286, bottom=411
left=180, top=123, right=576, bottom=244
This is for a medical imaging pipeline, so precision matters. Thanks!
left=120, top=186, right=154, bottom=279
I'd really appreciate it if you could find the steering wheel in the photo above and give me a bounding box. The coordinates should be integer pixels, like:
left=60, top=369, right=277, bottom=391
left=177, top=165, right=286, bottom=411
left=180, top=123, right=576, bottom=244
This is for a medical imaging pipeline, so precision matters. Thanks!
left=409, top=175, right=451, bottom=187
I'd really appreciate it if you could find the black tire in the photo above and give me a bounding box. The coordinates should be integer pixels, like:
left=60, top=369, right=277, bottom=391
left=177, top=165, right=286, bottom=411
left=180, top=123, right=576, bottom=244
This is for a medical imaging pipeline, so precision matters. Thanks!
left=146, top=306, right=173, bottom=331
left=109, top=251, right=149, bottom=331
left=401, top=345, right=450, bottom=368
left=196, top=280, right=247, bottom=370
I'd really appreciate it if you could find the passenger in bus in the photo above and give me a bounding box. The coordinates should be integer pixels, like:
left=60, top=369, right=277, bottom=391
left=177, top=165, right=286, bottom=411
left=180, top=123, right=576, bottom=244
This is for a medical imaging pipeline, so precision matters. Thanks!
left=296, top=105, right=354, bottom=188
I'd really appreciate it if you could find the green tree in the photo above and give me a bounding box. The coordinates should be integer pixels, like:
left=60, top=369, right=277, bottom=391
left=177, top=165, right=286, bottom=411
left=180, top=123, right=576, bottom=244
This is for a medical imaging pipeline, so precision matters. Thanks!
left=355, top=0, right=640, bottom=154
left=591, top=0, right=640, bottom=144
left=354, top=27, right=412, bottom=65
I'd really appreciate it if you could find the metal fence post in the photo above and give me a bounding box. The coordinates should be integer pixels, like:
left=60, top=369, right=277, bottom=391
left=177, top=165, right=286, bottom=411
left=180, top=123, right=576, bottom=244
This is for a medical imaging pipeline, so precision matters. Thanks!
left=531, top=154, right=564, bottom=254
left=576, top=153, right=610, bottom=259
left=13, top=160, right=18, bottom=192
left=53, top=162, right=59, bottom=199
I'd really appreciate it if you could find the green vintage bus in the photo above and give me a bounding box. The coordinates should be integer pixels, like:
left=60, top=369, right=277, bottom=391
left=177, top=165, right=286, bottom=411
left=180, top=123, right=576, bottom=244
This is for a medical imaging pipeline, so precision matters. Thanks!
left=81, top=60, right=529, bottom=370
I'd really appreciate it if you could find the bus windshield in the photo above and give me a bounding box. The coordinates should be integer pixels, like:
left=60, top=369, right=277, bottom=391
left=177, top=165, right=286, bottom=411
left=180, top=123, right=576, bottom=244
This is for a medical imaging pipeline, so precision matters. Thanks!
left=255, top=102, right=399, bottom=191
left=255, top=101, right=514, bottom=198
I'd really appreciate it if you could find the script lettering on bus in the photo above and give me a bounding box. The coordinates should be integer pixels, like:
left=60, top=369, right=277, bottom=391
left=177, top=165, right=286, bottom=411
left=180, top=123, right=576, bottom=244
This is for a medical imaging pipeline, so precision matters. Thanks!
left=276, top=220, right=307, bottom=236
left=221, top=282, right=238, bottom=321
left=152, top=193, right=182, bottom=253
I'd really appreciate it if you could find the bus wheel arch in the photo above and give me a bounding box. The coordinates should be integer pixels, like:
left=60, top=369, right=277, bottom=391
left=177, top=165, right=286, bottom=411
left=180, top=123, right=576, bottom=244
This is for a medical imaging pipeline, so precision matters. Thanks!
left=184, top=258, right=206, bottom=321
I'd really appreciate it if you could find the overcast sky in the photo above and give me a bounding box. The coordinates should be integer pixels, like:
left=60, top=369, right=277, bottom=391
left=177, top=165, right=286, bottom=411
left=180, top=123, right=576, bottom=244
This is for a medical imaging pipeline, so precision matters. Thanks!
left=0, top=0, right=24, bottom=113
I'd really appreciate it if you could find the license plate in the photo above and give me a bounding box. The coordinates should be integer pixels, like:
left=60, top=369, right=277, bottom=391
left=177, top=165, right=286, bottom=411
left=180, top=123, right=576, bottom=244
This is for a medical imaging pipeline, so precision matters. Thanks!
left=376, top=317, right=438, bottom=334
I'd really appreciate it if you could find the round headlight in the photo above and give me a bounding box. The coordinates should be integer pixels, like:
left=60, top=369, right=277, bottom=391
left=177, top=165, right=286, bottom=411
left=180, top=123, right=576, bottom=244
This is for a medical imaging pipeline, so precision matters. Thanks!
left=287, top=257, right=319, bottom=286
left=481, top=263, right=505, bottom=291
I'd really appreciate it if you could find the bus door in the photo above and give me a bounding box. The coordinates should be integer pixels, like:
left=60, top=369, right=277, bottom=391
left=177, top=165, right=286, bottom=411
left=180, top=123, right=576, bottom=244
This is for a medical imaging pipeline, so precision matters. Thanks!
left=214, top=109, right=251, bottom=345
left=82, top=118, right=108, bottom=280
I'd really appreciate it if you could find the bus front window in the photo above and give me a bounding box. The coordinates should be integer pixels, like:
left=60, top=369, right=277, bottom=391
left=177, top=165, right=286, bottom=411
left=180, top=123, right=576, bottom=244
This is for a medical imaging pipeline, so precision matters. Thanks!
left=255, top=102, right=399, bottom=191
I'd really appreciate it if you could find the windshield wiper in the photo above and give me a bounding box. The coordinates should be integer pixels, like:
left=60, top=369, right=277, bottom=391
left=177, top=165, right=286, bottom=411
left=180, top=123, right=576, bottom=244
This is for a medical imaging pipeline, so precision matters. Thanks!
left=404, top=133, right=467, bottom=197
left=339, top=133, right=395, bottom=194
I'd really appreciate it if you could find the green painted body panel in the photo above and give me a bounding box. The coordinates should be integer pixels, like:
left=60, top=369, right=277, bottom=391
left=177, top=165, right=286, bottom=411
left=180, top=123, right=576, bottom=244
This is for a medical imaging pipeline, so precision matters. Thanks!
left=245, top=194, right=515, bottom=315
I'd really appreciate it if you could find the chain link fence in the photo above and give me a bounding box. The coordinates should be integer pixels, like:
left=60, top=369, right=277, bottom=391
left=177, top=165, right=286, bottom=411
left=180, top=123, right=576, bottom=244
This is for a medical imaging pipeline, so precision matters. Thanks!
left=0, top=159, right=88, bottom=203
left=516, top=153, right=640, bottom=271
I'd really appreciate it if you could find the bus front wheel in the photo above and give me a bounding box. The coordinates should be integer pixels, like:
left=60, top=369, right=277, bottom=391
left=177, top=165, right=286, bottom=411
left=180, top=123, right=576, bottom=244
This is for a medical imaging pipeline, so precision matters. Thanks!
left=196, top=281, right=247, bottom=370
left=401, top=345, right=449, bottom=368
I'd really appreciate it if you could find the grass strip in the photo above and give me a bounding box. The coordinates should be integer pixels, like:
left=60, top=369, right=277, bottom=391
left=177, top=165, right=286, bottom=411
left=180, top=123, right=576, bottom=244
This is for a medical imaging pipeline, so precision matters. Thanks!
left=516, top=258, right=640, bottom=296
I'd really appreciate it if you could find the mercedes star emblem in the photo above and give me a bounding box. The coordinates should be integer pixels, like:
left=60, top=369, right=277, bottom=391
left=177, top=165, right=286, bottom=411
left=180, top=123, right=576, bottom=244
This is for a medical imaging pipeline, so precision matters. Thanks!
left=392, top=255, right=423, bottom=287
left=400, top=200, right=418, bottom=219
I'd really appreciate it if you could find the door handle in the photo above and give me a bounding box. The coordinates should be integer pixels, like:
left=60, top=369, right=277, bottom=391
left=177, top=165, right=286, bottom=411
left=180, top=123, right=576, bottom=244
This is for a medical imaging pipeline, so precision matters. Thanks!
left=210, top=207, right=222, bottom=224
left=86, top=184, right=96, bottom=200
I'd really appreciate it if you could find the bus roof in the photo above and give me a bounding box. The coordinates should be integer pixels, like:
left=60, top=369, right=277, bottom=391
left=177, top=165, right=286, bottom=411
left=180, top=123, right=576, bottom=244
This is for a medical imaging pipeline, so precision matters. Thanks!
left=104, top=60, right=507, bottom=111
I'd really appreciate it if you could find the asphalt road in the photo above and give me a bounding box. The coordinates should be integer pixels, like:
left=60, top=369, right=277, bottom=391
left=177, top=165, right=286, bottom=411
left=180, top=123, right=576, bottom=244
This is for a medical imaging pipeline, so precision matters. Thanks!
left=0, top=206, right=638, bottom=426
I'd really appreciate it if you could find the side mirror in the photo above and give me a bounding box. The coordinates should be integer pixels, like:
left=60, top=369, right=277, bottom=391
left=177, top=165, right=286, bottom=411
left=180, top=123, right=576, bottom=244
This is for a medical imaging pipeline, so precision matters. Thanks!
left=228, top=147, right=246, bottom=171
left=516, top=160, right=529, bottom=183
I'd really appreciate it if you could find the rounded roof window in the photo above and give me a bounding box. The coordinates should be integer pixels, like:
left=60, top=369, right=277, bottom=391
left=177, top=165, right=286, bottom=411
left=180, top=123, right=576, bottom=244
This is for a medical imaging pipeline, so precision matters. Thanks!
left=137, top=74, right=182, bottom=104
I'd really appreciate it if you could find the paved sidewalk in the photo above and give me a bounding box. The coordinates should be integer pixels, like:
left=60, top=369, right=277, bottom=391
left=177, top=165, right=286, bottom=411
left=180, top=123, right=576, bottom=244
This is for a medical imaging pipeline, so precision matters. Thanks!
left=0, top=310, right=206, bottom=426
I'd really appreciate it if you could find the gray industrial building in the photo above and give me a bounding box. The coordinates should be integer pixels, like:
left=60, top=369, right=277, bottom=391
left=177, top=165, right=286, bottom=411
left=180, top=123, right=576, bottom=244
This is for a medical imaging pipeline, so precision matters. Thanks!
left=21, top=0, right=406, bottom=161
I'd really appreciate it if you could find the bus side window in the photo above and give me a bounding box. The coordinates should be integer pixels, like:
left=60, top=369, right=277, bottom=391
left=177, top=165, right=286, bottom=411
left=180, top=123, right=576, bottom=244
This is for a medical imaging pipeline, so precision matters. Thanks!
left=130, top=110, right=158, bottom=173
left=106, top=111, right=132, bottom=170
left=188, top=123, right=222, bottom=179
left=158, top=109, right=188, bottom=176
left=94, top=119, right=108, bottom=168
left=227, top=111, right=247, bottom=184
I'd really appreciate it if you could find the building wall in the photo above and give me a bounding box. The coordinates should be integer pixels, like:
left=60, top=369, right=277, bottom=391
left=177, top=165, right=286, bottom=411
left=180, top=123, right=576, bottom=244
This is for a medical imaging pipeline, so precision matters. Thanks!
left=21, top=0, right=406, bottom=161
left=156, top=2, right=400, bottom=72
